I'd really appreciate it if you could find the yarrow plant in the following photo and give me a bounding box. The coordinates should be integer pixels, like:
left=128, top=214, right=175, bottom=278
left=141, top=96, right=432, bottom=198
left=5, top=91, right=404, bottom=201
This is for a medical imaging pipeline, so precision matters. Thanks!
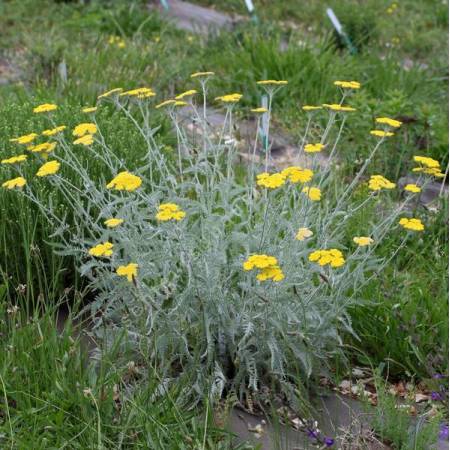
left=2, top=76, right=444, bottom=403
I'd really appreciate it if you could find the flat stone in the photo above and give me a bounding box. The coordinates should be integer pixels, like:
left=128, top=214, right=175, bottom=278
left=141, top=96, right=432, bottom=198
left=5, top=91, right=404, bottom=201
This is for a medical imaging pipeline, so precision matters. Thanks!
left=398, top=175, right=448, bottom=206
left=148, top=0, right=245, bottom=34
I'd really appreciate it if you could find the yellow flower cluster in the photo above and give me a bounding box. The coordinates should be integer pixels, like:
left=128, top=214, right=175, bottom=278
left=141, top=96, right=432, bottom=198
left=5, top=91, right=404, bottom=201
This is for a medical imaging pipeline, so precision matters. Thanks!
left=256, top=172, right=285, bottom=189
left=108, top=35, right=126, bottom=48
left=370, top=130, right=394, bottom=138
left=104, top=218, right=124, bottom=228
left=302, top=186, right=321, bottom=201
left=42, top=125, right=66, bottom=137
left=280, top=167, right=314, bottom=184
left=36, top=160, right=60, bottom=177
left=375, top=117, right=402, bottom=128
left=155, top=99, right=188, bottom=109
left=10, top=133, right=38, bottom=145
left=353, top=236, right=374, bottom=246
left=215, top=93, right=242, bottom=103
left=304, top=143, right=325, bottom=153
left=323, top=104, right=356, bottom=112
left=243, top=254, right=284, bottom=282
left=302, top=105, right=322, bottom=111
left=156, top=203, right=186, bottom=221
left=404, top=184, right=421, bottom=193
left=89, top=241, right=114, bottom=257
left=334, top=80, right=361, bottom=89
left=29, top=142, right=57, bottom=154
left=399, top=218, right=424, bottom=232
left=368, top=175, right=396, bottom=191
left=175, top=90, right=197, bottom=100
left=2, top=177, right=26, bottom=189
left=73, top=123, right=97, bottom=146
left=309, top=249, right=345, bottom=268
left=412, top=156, right=445, bottom=178
left=251, top=107, right=268, bottom=113
left=82, top=106, right=97, bottom=113
left=1, top=154, right=27, bottom=165
left=256, top=80, right=288, bottom=86
left=191, top=71, right=215, bottom=78
left=33, top=103, right=57, bottom=113
left=116, top=263, right=138, bottom=281
left=98, top=88, right=123, bottom=99
left=106, top=171, right=142, bottom=192
left=296, top=227, right=313, bottom=241
left=120, top=87, right=155, bottom=99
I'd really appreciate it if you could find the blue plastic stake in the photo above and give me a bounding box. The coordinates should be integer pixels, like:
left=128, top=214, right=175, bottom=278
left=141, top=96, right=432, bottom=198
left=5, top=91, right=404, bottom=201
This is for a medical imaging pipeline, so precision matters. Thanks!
left=244, top=0, right=258, bottom=23
left=160, top=0, right=170, bottom=11
left=259, top=95, right=269, bottom=150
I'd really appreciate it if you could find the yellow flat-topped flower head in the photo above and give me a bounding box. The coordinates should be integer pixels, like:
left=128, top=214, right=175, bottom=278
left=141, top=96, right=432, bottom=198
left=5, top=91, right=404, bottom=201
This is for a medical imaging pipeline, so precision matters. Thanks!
left=413, top=166, right=445, bottom=178
left=243, top=254, right=284, bottom=282
left=280, top=166, right=313, bottom=184
left=116, top=263, right=138, bottom=282
left=353, top=236, right=374, bottom=246
left=73, top=123, right=97, bottom=137
left=191, top=71, right=215, bottom=78
left=156, top=203, right=186, bottom=221
left=404, top=184, right=421, bottom=193
left=256, top=265, right=285, bottom=282
left=82, top=106, right=97, bottom=113
left=251, top=107, right=268, bottom=113
left=1, top=154, right=27, bottom=165
left=368, top=175, right=396, bottom=191
left=33, top=103, right=57, bottom=113
left=29, top=142, right=57, bottom=153
left=36, top=160, right=60, bottom=177
left=10, top=133, right=38, bottom=145
left=302, top=186, right=321, bottom=201
left=370, top=130, right=394, bottom=138
left=334, top=80, right=361, bottom=89
left=215, top=93, right=242, bottom=104
left=104, top=218, right=124, bottom=228
left=98, top=88, right=123, bottom=99
left=2, top=176, right=26, bottom=189
left=42, top=125, right=66, bottom=137
left=120, top=87, right=155, bottom=99
left=304, top=143, right=325, bottom=153
left=302, top=105, right=322, bottom=111
left=174, top=101, right=188, bottom=107
left=375, top=117, right=402, bottom=128
left=74, top=134, right=94, bottom=146
left=257, top=80, right=288, bottom=85
left=399, top=217, right=424, bottom=232
left=309, top=249, right=345, bottom=268
left=256, top=172, right=286, bottom=189
left=296, top=227, right=313, bottom=241
left=106, top=171, right=142, bottom=192
left=175, top=90, right=197, bottom=100
left=88, top=241, right=113, bottom=257
left=413, top=156, right=440, bottom=169
left=323, top=104, right=356, bottom=112
left=155, top=99, right=176, bottom=109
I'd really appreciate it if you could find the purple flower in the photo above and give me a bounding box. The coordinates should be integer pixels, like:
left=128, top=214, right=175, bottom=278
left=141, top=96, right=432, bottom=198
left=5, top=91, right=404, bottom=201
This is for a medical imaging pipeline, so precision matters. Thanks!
left=439, top=423, right=449, bottom=441
left=431, top=391, right=443, bottom=401
left=324, top=437, right=335, bottom=447
left=433, top=373, right=446, bottom=379
left=307, top=429, right=318, bottom=439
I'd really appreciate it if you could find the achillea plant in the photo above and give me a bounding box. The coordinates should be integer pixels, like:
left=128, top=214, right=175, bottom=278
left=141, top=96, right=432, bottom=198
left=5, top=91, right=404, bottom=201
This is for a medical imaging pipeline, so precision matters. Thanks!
left=2, top=77, right=443, bottom=402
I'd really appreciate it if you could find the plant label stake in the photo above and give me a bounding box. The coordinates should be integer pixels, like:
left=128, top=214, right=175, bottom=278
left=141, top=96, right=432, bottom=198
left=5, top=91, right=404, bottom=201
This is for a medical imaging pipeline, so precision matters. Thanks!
left=326, top=8, right=357, bottom=54
left=244, top=0, right=258, bottom=23
left=160, top=0, right=170, bottom=11
left=259, top=95, right=269, bottom=151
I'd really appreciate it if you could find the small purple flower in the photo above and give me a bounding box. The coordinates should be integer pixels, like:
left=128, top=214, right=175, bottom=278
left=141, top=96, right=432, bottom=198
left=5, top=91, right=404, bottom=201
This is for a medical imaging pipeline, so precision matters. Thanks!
left=431, top=391, right=443, bottom=401
left=307, top=429, right=318, bottom=439
left=324, top=437, right=335, bottom=447
left=433, top=373, right=446, bottom=379
left=439, top=423, right=449, bottom=441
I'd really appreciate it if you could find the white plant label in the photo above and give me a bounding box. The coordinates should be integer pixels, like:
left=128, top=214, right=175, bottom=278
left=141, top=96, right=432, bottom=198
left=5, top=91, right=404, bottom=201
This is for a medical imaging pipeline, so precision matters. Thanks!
left=244, top=0, right=255, bottom=13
